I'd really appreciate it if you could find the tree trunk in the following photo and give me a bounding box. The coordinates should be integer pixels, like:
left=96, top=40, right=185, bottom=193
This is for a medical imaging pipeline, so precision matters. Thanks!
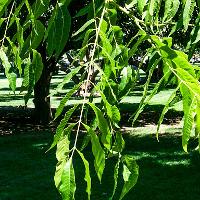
left=33, top=65, right=53, bottom=124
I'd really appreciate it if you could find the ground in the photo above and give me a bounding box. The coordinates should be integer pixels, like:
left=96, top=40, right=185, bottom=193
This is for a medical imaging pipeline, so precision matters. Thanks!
left=0, top=72, right=200, bottom=200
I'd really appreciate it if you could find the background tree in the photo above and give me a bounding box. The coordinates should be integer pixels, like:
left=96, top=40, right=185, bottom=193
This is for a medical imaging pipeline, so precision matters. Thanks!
left=0, top=0, right=89, bottom=123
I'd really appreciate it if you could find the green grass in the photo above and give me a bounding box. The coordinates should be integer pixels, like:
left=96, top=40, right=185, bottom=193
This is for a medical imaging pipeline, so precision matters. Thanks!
left=0, top=72, right=183, bottom=112
left=0, top=132, right=59, bottom=199
left=0, top=128, right=200, bottom=199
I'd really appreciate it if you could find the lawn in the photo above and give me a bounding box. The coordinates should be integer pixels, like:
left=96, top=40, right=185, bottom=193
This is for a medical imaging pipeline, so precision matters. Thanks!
left=0, top=72, right=200, bottom=200
left=1, top=127, right=200, bottom=200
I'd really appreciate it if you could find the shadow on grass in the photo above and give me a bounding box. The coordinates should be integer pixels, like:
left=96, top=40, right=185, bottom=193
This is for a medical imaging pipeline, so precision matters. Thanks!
left=120, top=103, right=183, bottom=127
left=1, top=130, right=200, bottom=200
left=0, top=95, right=24, bottom=102
left=0, top=87, right=22, bottom=91
left=0, top=132, right=60, bottom=200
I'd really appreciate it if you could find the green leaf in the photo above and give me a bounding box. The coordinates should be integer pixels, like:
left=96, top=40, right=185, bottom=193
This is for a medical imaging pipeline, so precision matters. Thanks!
left=180, top=85, right=196, bottom=152
left=99, top=31, right=112, bottom=54
left=0, top=49, right=16, bottom=92
left=59, top=158, right=76, bottom=200
left=76, top=150, right=91, bottom=200
left=111, top=26, right=123, bottom=45
left=50, top=122, right=77, bottom=151
left=119, top=156, right=139, bottom=200
left=22, top=20, right=45, bottom=56
left=54, top=83, right=81, bottom=119
left=156, top=85, right=180, bottom=140
left=186, top=13, right=200, bottom=59
left=54, top=134, right=70, bottom=189
left=163, top=0, right=180, bottom=22
left=169, top=18, right=183, bottom=36
left=119, top=65, right=135, bottom=98
left=113, top=132, right=125, bottom=153
left=176, top=67, right=200, bottom=99
left=128, top=33, right=148, bottom=58
left=137, top=0, right=147, bottom=14
left=196, top=101, right=200, bottom=135
left=149, top=0, right=156, bottom=16
left=88, top=102, right=112, bottom=149
left=183, top=0, right=195, bottom=31
left=6, top=37, right=22, bottom=75
left=22, top=58, right=35, bottom=104
left=21, top=59, right=31, bottom=90
left=0, top=0, right=9, bottom=13
left=196, top=101, right=200, bottom=152
left=99, top=91, right=120, bottom=125
left=83, top=124, right=105, bottom=182
left=72, top=19, right=95, bottom=37
left=74, top=3, right=92, bottom=18
left=0, top=18, right=6, bottom=27
left=47, top=2, right=71, bottom=57
left=50, top=105, right=78, bottom=150
left=32, top=0, right=50, bottom=19
left=131, top=71, right=168, bottom=125
left=52, top=66, right=83, bottom=96
left=111, top=105, right=121, bottom=124
left=56, top=134, right=70, bottom=162
left=109, top=158, right=120, bottom=200
left=32, top=49, right=44, bottom=83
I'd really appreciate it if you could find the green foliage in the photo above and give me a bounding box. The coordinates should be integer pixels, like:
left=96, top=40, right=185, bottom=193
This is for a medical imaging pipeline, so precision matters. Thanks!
left=46, top=1, right=71, bottom=58
left=1, top=0, right=200, bottom=199
left=83, top=123, right=105, bottom=182
left=0, top=49, right=16, bottom=92
left=58, top=158, right=76, bottom=200
left=120, top=156, right=139, bottom=200
left=76, top=149, right=91, bottom=200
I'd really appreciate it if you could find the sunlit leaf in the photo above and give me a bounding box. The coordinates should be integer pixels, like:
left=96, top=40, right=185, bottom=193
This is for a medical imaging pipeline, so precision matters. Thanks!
left=0, top=49, right=16, bottom=92
left=49, top=105, right=78, bottom=150
left=72, top=19, right=95, bottom=37
left=180, top=84, right=196, bottom=152
left=32, top=49, right=44, bottom=83
left=59, top=158, right=76, bottom=200
left=54, top=82, right=81, bottom=119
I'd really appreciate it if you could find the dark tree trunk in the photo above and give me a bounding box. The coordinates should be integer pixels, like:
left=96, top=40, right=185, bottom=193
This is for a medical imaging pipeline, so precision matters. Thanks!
left=33, top=42, right=57, bottom=124
left=33, top=65, right=53, bottom=124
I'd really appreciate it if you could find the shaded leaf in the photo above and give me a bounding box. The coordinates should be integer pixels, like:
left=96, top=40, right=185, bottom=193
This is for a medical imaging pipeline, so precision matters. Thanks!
left=83, top=123, right=105, bottom=182
left=119, top=156, right=139, bottom=200
left=88, top=102, right=111, bottom=149
left=76, top=150, right=91, bottom=200
left=109, top=158, right=120, bottom=200
left=47, top=2, right=71, bottom=57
